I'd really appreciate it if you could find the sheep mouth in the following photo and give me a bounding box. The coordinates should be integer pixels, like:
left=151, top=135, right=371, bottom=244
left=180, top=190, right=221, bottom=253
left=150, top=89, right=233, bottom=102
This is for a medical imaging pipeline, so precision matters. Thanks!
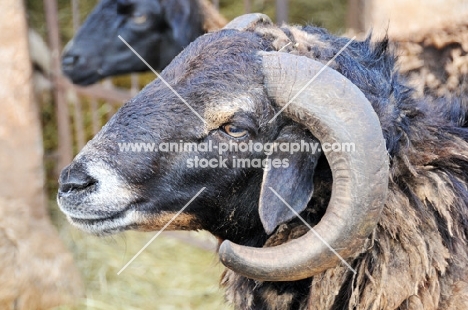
left=68, top=209, right=127, bottom=225
left=66, top=205, right=138, bottom=236
left=64, top=70, right=102, bottom=86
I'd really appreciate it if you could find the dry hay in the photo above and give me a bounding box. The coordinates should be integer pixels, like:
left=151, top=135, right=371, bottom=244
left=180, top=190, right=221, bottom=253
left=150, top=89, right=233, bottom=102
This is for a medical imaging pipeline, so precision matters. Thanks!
left=48, top=203, right=231, bottom=310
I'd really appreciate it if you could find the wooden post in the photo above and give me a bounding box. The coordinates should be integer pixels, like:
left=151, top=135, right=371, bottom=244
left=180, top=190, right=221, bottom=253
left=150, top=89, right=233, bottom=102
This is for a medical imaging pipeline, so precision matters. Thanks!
left=0, top=0, right=83, bottom=308
left=0, top=0, right=46, bottom=216
left=44, top=0, right=73, bottom=172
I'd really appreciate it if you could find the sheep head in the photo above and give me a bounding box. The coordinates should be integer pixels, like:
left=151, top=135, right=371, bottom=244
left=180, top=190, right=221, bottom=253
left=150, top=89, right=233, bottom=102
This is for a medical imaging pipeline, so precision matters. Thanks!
left=58, top=14, right=389, bottom=282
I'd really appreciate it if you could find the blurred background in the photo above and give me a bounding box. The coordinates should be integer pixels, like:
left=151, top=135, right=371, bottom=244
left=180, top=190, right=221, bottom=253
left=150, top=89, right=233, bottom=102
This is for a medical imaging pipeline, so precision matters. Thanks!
left=1, top=0, right=467, bottom=309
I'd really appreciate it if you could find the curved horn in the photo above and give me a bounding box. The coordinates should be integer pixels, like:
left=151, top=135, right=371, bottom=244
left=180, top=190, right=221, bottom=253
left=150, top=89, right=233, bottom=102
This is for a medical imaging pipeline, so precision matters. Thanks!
left=223, top=13, right=272, bottom=31
left=219, top=52, right=389, bottom=281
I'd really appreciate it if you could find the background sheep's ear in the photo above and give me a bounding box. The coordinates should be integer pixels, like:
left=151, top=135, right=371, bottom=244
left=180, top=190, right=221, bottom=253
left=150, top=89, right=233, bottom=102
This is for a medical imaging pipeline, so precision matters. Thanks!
left=259, top=126, right=321, bottom=235
left=164, top=0, right=193, bottom=47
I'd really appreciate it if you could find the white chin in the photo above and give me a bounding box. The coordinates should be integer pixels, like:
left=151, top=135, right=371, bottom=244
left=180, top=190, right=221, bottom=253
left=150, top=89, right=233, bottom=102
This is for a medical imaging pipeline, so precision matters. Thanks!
left=68, top=209, right=137, bottom=236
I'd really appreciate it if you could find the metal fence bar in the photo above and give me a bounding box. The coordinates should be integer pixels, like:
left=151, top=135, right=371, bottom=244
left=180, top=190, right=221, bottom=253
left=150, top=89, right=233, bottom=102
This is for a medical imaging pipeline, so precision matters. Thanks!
left=71, top=0, right=80, bottom=31
left=130, top=74, right=139, bottom=96
left=72, top=97, right=86, bottom=150
left=346, top=0, right=364, bottom=33
left=59, top=80, right=132, bottom=104
left=244, top=0, right=251, bottom=13
left=44, top=0, right=73, bottom=172
left=212, top=0, right=219, bottom=10
left=106, top=103, right=116, bottom=121
left=276, top=0, right=289, bottom=24
left=90, top=98, right=100, bottom=135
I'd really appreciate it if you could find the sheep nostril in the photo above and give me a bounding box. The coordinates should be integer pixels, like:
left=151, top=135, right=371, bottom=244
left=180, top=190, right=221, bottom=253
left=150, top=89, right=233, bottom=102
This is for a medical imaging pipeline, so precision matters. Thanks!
left=60, top=180, right=96, bottom=194
left=62, top=55, right=79, bottom=69
left=58, top=165, right=97, bottom=195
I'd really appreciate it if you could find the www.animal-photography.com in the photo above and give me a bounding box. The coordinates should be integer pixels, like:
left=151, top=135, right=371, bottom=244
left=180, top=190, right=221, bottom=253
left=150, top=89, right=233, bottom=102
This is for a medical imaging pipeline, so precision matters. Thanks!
left=3, top=0, right=468, bottom=309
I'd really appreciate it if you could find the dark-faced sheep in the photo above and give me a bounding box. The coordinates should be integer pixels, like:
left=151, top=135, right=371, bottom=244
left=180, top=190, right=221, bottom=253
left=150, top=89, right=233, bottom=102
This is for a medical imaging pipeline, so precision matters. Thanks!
left=57, top=14, right=468, bottom=309
left=62, top=0, right=226, bottom=85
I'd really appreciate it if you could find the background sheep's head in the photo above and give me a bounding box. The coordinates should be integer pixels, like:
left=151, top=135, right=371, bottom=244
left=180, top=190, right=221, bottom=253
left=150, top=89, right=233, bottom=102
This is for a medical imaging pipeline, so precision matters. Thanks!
left=61, top=0, right=207, bottom=85
left=57, top=16, right=388, bottom=282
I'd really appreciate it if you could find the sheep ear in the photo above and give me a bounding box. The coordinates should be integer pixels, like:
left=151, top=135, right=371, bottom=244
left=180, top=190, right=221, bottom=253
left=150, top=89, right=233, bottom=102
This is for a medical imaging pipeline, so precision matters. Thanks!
left=164, top=0, right=194, bottom=47
left=259, top=126, right=321, bottom=235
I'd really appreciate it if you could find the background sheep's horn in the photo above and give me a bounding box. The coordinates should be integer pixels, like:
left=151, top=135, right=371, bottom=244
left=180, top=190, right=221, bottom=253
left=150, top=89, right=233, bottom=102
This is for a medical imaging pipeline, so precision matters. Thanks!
left=222, top=13, right=272, bottom=31
left=218, top=51, right=389, bottom=281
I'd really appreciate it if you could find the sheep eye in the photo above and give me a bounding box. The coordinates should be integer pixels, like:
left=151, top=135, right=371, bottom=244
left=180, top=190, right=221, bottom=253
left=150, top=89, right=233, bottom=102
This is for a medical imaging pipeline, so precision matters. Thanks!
left=223, top=124, right=248, bottom=138
left=132, top=13, right=147, bottom=24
